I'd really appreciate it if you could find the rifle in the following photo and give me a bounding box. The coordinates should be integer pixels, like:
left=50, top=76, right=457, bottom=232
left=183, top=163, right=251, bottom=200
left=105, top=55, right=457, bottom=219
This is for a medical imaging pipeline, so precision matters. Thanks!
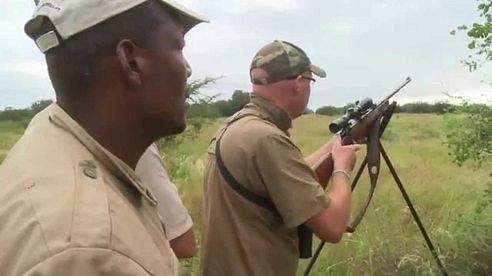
left=304, top=77, right=448, bottom=276
left=313, top=76, right=411, bottom=231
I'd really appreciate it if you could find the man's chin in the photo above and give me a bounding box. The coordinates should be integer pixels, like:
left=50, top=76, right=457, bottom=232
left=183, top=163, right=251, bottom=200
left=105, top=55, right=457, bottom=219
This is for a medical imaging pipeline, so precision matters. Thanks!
left=173, top=123, right=187, bottom=135
left=166, top=121, right=187, bottom=136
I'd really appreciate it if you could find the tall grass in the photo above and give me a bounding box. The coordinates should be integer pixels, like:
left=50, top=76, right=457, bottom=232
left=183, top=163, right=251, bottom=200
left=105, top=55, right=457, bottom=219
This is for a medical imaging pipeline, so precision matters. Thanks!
left=161, top=114, right=491, bottom=275
left=1, top=114, right=490, bottom=275
left=0, top=120, right=28, bottom=163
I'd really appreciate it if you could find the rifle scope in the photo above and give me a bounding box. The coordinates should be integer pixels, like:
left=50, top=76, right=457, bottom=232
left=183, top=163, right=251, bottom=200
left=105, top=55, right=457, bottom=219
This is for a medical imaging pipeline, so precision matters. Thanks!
left=329, top=98, right=373, bottom=134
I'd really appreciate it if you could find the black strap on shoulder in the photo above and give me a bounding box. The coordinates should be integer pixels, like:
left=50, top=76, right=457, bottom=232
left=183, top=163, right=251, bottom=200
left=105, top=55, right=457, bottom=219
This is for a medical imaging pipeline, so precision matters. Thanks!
left=215, top=135, right=278, bottom=213
left=214, top=113, right=312, bottom=259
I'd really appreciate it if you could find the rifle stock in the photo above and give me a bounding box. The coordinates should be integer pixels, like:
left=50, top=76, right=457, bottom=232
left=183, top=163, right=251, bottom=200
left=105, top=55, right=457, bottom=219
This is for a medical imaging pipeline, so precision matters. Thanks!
left=313, top=135, right=354, bottom=187
left=313, top=153, right=333, bottom=188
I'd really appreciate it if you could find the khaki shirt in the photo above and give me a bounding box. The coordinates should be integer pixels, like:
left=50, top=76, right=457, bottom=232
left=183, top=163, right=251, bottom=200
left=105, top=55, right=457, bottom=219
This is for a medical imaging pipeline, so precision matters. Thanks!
left=136, top=143, right=193, bottom=240
left=0, top=104, right=177, bottom=276
left=202, top=95, right=330, bottom=276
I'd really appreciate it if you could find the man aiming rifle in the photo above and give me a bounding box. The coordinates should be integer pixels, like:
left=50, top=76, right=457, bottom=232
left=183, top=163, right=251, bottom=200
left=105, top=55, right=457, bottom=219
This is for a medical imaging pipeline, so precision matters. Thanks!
left=201, top=40, right=359, bottom=276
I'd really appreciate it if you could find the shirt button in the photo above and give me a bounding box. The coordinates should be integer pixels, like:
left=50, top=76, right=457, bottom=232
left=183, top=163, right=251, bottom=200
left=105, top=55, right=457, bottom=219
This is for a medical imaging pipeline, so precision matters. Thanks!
left=80, top=160, right=98, bottom=179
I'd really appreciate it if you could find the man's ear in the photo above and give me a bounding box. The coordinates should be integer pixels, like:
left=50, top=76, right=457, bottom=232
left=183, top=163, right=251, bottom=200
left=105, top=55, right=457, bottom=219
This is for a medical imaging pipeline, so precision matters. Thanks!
left=292, top=75, right=303, bottom=94
left=116, top=39, right=143, bottom=86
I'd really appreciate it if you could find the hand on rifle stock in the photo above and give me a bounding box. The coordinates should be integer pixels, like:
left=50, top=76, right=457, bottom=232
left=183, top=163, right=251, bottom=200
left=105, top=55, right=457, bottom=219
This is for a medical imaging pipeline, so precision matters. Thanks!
left=314, top=135, right=359, bottom=187
left=332, top=138, right=359, bottom=172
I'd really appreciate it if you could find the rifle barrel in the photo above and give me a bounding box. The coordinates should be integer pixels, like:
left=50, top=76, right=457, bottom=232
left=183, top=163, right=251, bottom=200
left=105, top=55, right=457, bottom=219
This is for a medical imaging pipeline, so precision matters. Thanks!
left=380, top=77, right=412, bottom=103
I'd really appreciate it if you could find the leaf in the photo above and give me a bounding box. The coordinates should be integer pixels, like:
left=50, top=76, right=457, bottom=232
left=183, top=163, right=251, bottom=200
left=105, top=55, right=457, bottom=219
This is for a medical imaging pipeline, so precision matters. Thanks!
left=468, top=40, right=477, bottom=49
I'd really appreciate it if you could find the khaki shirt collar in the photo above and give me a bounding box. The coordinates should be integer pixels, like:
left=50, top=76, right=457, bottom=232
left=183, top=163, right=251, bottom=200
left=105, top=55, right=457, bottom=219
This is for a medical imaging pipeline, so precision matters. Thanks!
left=248, top=94, right=292, bottom=132
left=47, top=103, right=157, bottom=205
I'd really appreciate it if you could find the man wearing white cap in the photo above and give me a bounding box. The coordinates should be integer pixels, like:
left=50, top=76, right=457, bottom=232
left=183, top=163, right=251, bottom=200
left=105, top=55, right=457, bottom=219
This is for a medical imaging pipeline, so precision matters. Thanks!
left=0, top=1, right=207, bottom=275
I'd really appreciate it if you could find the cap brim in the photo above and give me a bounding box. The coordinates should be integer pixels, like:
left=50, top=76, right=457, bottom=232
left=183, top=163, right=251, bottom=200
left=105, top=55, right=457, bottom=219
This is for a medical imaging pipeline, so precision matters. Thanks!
left=310, top=64, right=326, bottom=78
left=160, top=0, right=209, bottom=32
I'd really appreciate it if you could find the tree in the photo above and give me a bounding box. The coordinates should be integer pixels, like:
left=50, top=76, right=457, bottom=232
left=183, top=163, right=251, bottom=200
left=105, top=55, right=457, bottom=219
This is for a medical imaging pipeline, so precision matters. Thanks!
left=315, top=106, right=342, bottom=116
left=213, top=100, right=235, bottom=117
left=451, top=0, right=492, bottom=71
left=446, top=102, right=492, bottom=168
left=30, top=99, right=53, bottom=115
left=436, top=6, right=492, bottom=272
left=230, top=90, right=250, bottom=114
left=447, top=0, right=492, bottom=168
left=158, top=77, right=220, bottom=148
left=0, top=108, right=31, bottom=121
left=433, top=101, right=454, bottom=114
left=397, top=102, right=434, bottom=113
left=303, top=108, right=314, bottom=114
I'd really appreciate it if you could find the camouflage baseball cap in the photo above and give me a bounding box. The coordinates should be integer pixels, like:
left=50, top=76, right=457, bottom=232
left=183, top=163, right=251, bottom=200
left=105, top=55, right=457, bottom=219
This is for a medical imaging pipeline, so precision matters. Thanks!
left=250, top=40, right=326, bottom=85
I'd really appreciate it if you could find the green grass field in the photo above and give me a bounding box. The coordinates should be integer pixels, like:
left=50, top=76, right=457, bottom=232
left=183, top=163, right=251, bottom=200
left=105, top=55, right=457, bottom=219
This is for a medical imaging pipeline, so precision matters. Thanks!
left=0, top=120, right=28, bottom=163
left=1, top=114, right=491, bottom=275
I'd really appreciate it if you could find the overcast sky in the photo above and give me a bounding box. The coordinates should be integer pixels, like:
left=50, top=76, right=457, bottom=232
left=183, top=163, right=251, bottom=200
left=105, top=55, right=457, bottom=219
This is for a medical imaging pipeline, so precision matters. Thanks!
left=1, top=0, right=491, bottom=110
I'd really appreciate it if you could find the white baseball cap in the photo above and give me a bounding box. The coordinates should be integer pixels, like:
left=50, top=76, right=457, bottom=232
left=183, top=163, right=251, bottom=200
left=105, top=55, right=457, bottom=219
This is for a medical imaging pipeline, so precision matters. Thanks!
left=25, top=0, right=209, bottom=53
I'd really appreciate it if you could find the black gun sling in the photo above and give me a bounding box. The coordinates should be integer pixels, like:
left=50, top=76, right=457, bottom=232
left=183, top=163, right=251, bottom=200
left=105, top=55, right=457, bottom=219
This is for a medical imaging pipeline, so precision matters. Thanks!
left=214, top=117, right=312, bottom=259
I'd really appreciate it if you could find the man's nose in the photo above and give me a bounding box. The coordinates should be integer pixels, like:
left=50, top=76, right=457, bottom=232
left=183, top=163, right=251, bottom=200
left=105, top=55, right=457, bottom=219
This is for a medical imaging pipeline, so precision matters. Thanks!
left=185, top=60, right=192, bottom=78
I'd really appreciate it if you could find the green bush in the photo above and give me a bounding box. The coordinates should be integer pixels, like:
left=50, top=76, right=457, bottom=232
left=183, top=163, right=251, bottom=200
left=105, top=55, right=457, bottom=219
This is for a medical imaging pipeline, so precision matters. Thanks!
left=316, top=106, right=343, bottom=116
left=439, top=181, right=492, bottom=275
left=442, top=105, right=492, bottom=274
left=445, top=103, right=492, bottom=168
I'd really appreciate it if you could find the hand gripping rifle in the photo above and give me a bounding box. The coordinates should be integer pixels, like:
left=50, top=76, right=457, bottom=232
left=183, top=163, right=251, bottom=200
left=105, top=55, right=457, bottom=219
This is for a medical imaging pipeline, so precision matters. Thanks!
left=304, top=77, right=448, bottom=275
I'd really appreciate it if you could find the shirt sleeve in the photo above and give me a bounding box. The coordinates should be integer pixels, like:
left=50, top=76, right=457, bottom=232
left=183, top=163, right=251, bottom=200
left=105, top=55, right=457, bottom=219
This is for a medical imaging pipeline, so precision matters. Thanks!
left=135, top=144, right=193, bottom=240
left=255, top=133, right=330, bottom=228
left=24, top=248, right=153, bottom=276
